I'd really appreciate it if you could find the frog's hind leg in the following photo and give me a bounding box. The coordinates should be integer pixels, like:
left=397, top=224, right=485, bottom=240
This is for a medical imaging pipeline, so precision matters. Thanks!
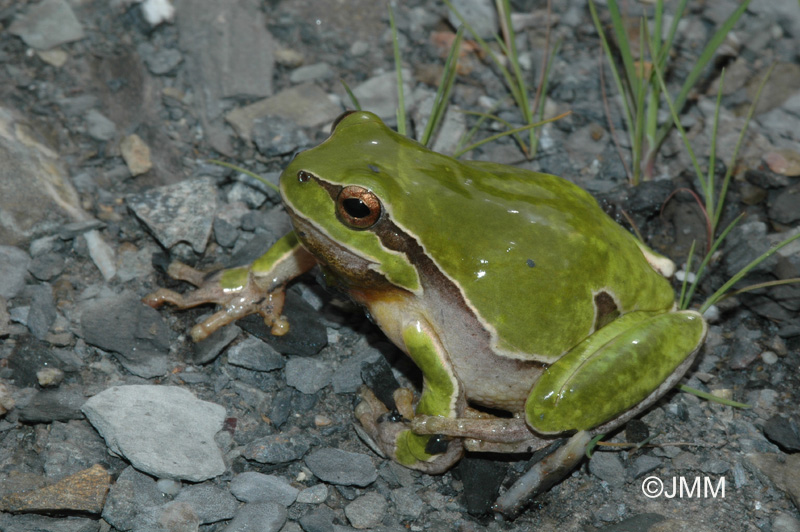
left=355, top=317, right=469, bottom=474
left=526, top=310, right=707, bottom=435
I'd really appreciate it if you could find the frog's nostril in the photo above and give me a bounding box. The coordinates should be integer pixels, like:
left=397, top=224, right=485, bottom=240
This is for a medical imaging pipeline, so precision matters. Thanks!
left=297, top=171, right=313, bottom=183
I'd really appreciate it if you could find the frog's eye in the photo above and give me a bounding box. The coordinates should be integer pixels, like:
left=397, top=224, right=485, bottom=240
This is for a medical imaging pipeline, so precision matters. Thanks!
left=330, top=111, right=358, bottom=134
left=336, top=185, right=381, bottom=229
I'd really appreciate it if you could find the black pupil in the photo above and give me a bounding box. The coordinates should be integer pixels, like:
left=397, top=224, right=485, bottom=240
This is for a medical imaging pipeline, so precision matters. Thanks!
left=342, top=198, right=371, bottom=219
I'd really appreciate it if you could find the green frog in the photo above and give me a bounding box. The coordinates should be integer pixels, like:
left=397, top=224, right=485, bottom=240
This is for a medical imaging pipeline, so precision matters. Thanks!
left=144, top=111, right=706, bottom=496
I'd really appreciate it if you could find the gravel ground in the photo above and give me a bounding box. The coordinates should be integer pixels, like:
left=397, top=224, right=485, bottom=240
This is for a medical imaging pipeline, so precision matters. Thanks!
left=1, top=1, right=799, bottom=531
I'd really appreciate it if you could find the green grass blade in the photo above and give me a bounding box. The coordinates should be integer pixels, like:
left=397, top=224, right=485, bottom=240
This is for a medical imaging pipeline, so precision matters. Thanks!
left=207, top=159, right=280, bottom=193
left=678, top=239, right=697, bottom=310
left=647, top=30, right=704, bottom=184
left=421, top=27, right=465, bottom=147
left=653, top=0, right=663, bottom=57
left=705, top=68, right=726, bottom=225
left=700, top=231, right=800, bottom=314
left=530, top=38, right=561, bottom=159
left=606, top=0, right=638, bottom=96
left=444, top=0, right=530, bottom=151
left=496, top=0, right=534, bottom=148
left=657, top=0, right=688, bottom=71
left=340, top=79, right=361, bottom=110
left=388, top=4, right=406, bottom=136
left=712, top=63, right=774, bottom=229
left=588, top=0, right=636, bottom=164
left=655, top=0, right=752, bottom=148
left=728, top=278, right=800, bottom=296
left=682, top=213, right=744, bottom=308
left=454, top=111, right=570, bottom=158
left=678, top=385, right=751, bottom=408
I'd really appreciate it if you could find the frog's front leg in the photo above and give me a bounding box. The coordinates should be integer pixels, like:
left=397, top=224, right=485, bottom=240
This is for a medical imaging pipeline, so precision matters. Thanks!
left=526, top=310, right=708, bottom=435
left=355, top=318, right=467, bottom=474
left=143, top=232, right=317, bottom=341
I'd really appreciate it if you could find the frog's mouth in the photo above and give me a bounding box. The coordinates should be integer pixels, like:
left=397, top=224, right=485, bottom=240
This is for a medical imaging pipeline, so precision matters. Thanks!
left=285, top=205, right=394, bottom=291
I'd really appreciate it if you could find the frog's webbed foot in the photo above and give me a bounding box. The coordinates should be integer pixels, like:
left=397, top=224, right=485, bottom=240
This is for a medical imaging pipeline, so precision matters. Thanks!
left=142, top=261, right=288, bottom=342
left=355, top=386, right=464, bottom=474
left=143, top=233, right=317, bottom=342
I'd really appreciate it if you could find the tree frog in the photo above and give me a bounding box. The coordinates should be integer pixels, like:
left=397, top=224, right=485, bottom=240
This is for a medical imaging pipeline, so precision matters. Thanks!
left=144, top=111, right=706, bottom=490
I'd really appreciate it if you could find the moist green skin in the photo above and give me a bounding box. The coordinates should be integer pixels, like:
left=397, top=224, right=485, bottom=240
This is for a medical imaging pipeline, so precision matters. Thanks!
left=281, top=111, right=675, bottom=363
left=277, top=111, right=706, bottom=467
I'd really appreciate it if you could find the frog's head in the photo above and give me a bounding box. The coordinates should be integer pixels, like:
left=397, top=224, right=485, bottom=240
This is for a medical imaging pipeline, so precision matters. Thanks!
left=279, top=111, right=424, bottom=294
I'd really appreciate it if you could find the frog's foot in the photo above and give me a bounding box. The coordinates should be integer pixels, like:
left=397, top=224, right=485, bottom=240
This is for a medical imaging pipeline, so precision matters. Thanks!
left=355, top=386, right=464, bottom=474
left=143, top=262, right=288, bottom=342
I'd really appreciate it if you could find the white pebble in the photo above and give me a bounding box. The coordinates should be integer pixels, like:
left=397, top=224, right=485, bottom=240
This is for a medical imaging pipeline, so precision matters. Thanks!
left=761, top=351, right=779, bottom=365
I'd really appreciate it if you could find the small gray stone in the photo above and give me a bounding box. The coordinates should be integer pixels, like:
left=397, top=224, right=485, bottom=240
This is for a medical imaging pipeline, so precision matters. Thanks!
left=84, top=110, right=117, bottom=142
left=331, top=345, right=382, bottom=394
left=57, top=95, right=99, bottom=117
left=138, top=42, right=183, bottom=75
left=228, top=336, right=284, bottom=372
left=304, top=448, right=377, bottom=487
left=390, top=486, right=424, bottom=519
left=229, top=472, right=298, bottom=506
left=82, top=385, right=227, bottom=482
left=773, top=513, right=800, bottom=532
left=192, top=323, right=240, bottom=365
left=724, top=221, right=777, bottom=279
left=27, top=252, right=64, bottom=281
left=252, top=116, right=310, bottom=158
left=295, top=484, right=328, bottom=504
left=0, top=513, right=99, bottom=532
left=285, top=357, right=333, bottom=395
left=80, top=293, right=171, bottom=378
left=763, top=415, right=800, bottom=452
left=175, top=483, right=239, bottom=524
left=349, top=41, right=369, bottom=57
left=632, top=455, right=662, bottom=478
left=8, top=0, right=85, bottom=50
left=289, top=63, right=334, bottom=84
left=242, top=432, right=313, bottom=464
left=214, top=217, right=239, bottom=248
left=769, top=183, right=800, bottom=225
left=102, top=466, right=165, bottom=531
left=588, top=451, right=626, bottom=487
left=446, top=0, right=499, bottom=39
left=345, top=491, right=386, bottom=529
left=156, top=501, right=200, bottom=532
left=43, top=420, right=109, bottom=479
left=226, top=82, right=341, bottom=142
left=351, top=71, right=412, bottom=122
left=701, top=459, right=731, bottom=475
left=222, top=502, right=287, bottom=532
left=26, top=284, right=56, bottom=341
left=157, top=479, right=183, bottom=497
left=127, top=176, right=217, bottom=254
left=0, top=245, right=31, bottom=299
left=298, top=505, right=336, bottom=532
left=17, top=387, right=85, bottom=423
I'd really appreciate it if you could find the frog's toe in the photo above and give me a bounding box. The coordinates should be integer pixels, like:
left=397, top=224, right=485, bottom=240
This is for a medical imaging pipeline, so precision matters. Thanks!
left=164, top=261, right=210, bottom=286
left=355, top=386, right=464, bottom=474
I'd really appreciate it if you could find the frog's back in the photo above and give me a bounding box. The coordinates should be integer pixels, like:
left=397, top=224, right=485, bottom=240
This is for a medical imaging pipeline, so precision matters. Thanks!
left=399, top=157, right=675, bottom=362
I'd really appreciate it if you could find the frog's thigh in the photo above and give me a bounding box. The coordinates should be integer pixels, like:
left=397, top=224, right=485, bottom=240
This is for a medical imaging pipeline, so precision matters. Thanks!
left=526, top=310, right=707, bottom=434
left=394, top=320, right=463, bottom=465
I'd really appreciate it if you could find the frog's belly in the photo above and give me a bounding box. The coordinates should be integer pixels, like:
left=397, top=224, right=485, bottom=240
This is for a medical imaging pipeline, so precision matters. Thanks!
left=351, top=284, right=544, bottom=414
left=436, top=309, right=545, bottom=413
